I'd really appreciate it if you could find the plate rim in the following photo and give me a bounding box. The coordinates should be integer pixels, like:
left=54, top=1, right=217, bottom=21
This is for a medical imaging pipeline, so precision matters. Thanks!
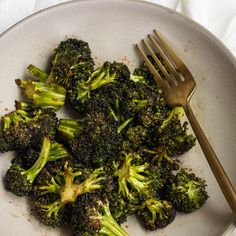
left=0, top=0, right=235, bottom=66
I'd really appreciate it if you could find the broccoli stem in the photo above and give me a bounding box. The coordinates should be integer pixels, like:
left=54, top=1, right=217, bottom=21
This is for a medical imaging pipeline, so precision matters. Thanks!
left=98, top=201, right=128, bottom=236
left=60, top=166, right=104, bottom=204
left=15, top=101, right=36, bottom=111
left=42, top=199, right=64, bottom=219
left=90, top=72, right=116, bottom=90
left=27, top=64, right=48, bottom=82
left=58, top=119, right=83, bottom=139
left=117, top=118, right=133, bottom=134
left=22, top=137, right=51, bottom=184
left=48, top=142, right=70, bottom=161
left=15, top=79, right=66, bottom=110
left=39, top=177, right=62, bottom=195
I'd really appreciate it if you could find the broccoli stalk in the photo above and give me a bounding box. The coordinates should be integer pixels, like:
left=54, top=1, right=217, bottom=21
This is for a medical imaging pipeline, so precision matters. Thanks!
left=15, top=79, right=66, bottom=110
left=27, top=64, right=48, bottom=82
left=137, top=198, right=176, bottom=230
left=57, top=119, right=84, bottom=140
left=4, top=138, right=70, bottom=196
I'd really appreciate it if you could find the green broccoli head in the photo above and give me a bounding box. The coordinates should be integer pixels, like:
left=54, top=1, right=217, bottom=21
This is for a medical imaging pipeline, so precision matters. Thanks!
left=49, top=38, right=95, bottom=87
left=71, top=194, right=129, bottom=236
left=137, top=198, right=176, bottom=230
left=126, top=125, right=148, bottom=148
left=166, top=169, right=208, bottom=213
left=113, top=152, right=165, bottom=203
left=68, top=61, right=130, bottom=114
left=157, top=107, right=196, bottom=157
left=70, top=99, right=122, bottom=167
left=32, top=161, right=106, bottom=227
left=0, top=105, right=58, bottom=152
left=4, top=138, right=69, bottom=196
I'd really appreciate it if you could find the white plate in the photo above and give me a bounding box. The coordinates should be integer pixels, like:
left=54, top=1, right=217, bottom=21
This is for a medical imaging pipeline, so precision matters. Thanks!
left=0, top=0, right=236, bottom=235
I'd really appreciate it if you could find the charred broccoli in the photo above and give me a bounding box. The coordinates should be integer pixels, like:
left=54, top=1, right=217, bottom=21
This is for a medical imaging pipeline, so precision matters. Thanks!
left=166, top=169, right=208, bottom=213
left=157, top=107, right=196, bottom=156
left=71, top=194, right=129, bottom=236
left=0, top=103, right=58, bottom=152
left=48, top=38, right=94, bottom=87
left=113, top=152, right=165, bottom=204
left=4, top=138, right=69, bottom=196
left=33, top=161, right=106, bottom=227
left=137, top=198, right=176, bottom=230
left=68, top=61, right=130, bottom=114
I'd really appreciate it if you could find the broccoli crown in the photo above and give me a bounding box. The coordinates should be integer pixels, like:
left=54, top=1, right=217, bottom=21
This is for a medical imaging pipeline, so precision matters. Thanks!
left=0, top=106, right=58, bottom=152
left=157, top=107, right=196, bottom=157
left=71, top=195, right=129, bottom=236
left=68, top=61, right=130, bottom=114
left=70, top=99, right=122, bottom=167
left=4, top=137, right=51, bottom=196
left=4, top=138, right=69, bottom=196
left=126, top=125, right=148, bottom=148
left=49, top=38, right=95, bottom=87
left=32, top=161, right=106, bottom=227
left=15, top=79, right=66, bottom=110
left=113, top=152, right=165, bottom=203
left=137, top=198, right=176, bottom=230
left=166, top=169, right=208, bottom=213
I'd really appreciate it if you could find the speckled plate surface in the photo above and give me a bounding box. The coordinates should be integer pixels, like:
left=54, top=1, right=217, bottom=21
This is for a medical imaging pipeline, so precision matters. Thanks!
left=0, top=0, right=236, bottom=235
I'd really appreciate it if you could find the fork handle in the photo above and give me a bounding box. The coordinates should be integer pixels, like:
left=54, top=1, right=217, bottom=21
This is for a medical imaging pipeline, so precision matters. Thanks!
left=183, top=102, right=236, bottom=215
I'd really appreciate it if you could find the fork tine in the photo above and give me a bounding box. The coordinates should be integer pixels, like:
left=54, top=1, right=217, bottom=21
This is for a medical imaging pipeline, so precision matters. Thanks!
left=135, top=44, right=167, bottom=90
left=148, top=34, right=182, bottom=83
left=141, top=39, right=176, bottom=88
left=153, top=30, right=191, bottom=79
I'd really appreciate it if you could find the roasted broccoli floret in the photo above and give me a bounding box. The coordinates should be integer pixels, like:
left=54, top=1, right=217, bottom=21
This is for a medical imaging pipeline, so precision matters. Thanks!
left=33, top=161, right=106, bottom=227
left=0, top=104, right=58, bottom=152
left=137, top=198, right=176, bottom=230
left=4, top=138, right=69, bottom=196
left=15, top=79, right=66, bottom=110
left=63, top=99, right=122, bottom=167
left=68, top=61, right=130, bottom=114
left=48, top=38, right=94, bottom=87
left=113, top=152, right=165, bottom=204
left=71, top=194, right=129, bottom=236
left=157, top=107, right=196, bottom=156
left=125, top=125, right=148, bottom=148
left=166, top=169, right=208, bottom=213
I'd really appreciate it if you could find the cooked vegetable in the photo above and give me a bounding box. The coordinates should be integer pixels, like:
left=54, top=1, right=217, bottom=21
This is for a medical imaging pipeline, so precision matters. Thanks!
left=0, top=37, right=207, bottom=235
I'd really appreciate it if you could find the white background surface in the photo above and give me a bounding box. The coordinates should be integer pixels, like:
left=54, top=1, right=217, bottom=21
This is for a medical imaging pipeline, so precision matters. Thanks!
left=0, top=0, right=236, bottom=235
left=1, top=0, right=236, bottom=56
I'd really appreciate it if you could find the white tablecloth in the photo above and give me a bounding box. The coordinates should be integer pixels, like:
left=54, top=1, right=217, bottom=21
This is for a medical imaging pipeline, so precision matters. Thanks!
left=0, top=0, right=236, bottom=234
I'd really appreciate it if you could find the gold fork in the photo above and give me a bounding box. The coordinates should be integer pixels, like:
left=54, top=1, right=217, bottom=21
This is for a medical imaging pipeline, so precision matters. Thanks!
left=135, top=29, right=236, bottom=215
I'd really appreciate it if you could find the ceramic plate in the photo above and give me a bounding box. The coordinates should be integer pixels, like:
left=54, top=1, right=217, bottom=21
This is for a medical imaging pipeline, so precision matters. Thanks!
left=0, top=0, right=236, bottom=235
